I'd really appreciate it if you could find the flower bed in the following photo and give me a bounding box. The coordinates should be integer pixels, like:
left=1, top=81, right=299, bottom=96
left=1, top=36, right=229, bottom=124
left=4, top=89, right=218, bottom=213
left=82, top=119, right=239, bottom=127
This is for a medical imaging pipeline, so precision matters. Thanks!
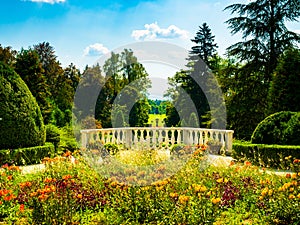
left=0, top=147, right=299, bottom=224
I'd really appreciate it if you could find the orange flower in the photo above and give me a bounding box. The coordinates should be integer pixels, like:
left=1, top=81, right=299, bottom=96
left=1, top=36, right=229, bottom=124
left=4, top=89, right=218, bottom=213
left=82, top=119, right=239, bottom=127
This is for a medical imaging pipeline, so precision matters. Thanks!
left=38, top=194, right=48, bottom=201
left=229, top=161, right=235, bottom=166
left=211, top=197, right=221, bottom=204
left=179, top=195, right=189, bottom=204
left=7, top=175, right=13, bottom=181
left=289, top=194, right=295, bottom=200
left=293, top=159, right=299, bottom=164
left=4, top=194, right=16, bottom=201
left=244, top=161, right=251, bottom=166
left=63, top=151, right=72, bottom=157
left=62, top=174, right=72, bottom=180
left=76, top=193, right=83, bottom=199
left=286, top=173, right=291, bottom=178
left=20, top=204, right=25, bottom=212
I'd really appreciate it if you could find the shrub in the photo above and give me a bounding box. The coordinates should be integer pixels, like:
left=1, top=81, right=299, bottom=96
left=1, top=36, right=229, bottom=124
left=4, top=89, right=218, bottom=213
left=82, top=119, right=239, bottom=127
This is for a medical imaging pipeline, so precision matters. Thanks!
left=251, top=111, right=296, bottom=145
left=0, top=143, right=54, bottom=165
left=232, top=142, right=300, bottom=170
left=0, top=62, right=45, bottom=149
left=103, top=143, right=119, bottom=155
left=283, top=113, right=300, bottom=145
left=46, top=124, right=60, bottom=151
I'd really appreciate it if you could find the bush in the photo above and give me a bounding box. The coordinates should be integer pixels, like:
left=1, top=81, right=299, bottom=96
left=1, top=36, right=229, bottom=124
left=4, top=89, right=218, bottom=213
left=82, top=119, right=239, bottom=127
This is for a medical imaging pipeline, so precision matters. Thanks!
left=251, top=111, right=296, bottom=145
left=0, top=62, right=45, bottom=149
left=103, top=143, right=119, bottom=155
left=232, top=142, right=300, bottom=170
left=46, top=124, right=61, bottom=150
left=0, top=143, right=54, bottom=166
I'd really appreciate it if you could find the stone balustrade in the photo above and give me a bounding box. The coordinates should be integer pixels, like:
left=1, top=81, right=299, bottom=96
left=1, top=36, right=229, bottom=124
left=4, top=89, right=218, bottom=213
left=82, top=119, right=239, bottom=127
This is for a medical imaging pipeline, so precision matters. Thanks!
left=80, top=127, right=234, bottom=152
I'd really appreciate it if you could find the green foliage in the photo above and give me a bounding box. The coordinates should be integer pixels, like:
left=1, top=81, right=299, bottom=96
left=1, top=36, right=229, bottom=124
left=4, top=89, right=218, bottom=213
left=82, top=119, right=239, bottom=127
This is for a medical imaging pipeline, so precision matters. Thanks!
left=0, top=44, right=16, bottom=66
left=188, top=112, right=199, bottom=128
left=232, top=142, right=300, bottom=170
left=164, top=102, right=180, bottom=127
left=15, top=48, right=51, bottom=122
left=189, top=22, right=218, bottom=66
left=268, top=48, right=300, bottom=113
left=45, top=124, right=60, bottom=150
left=129, top=98, right=150, bottom=127
left=112, top=110, right=125, bottom=128
left=148, top=99, right=168, bottom=114
left=103, top=143, right=119, bottom=155
left=58, top=126, right=79, bottom=152
left=225, top=0, right=300, bottom=83
left=0, top=62, right=45, bottom=149
left=251, top=111, right=296, bottom=145
left=0, top=143, right=54, bottom=165
left=95, top=49, right=150, bottom=128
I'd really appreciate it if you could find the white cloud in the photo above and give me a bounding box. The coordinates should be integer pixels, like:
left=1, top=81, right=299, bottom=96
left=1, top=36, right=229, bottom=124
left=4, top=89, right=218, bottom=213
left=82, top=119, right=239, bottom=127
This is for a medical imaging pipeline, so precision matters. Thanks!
left=83, top=43, right=110, bottom=57
left=25, top=0, right=66, bottom=4
left=131, top=22, right=189, bottom=41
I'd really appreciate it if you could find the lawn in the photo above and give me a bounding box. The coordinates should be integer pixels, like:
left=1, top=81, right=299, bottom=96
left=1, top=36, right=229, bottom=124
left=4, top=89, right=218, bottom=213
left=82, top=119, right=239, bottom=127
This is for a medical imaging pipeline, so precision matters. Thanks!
left=148, top=114, right=167, bottom=127
left=0, top=146, right=299, bottom=224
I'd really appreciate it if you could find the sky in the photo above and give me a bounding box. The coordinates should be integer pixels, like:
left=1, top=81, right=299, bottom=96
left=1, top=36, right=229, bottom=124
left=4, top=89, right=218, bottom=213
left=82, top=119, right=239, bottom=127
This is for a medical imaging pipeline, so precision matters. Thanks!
left=0, top=0, right=299, bottom=73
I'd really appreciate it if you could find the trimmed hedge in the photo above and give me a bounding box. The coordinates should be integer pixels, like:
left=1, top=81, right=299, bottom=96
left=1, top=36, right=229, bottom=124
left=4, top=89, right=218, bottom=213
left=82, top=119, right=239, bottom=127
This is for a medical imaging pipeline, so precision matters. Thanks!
left=0, top=143, right=54, bottom=166
left=232, top=142, right=300, bottom=170
left=0, top=62, right=45, bottom=149
left=251, top=111, right=296, bottom=145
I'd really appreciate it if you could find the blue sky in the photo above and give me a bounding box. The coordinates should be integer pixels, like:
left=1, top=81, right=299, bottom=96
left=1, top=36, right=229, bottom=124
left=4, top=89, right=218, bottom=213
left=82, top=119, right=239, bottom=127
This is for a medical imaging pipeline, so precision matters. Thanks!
left=0, top=0, right=299, bottom=71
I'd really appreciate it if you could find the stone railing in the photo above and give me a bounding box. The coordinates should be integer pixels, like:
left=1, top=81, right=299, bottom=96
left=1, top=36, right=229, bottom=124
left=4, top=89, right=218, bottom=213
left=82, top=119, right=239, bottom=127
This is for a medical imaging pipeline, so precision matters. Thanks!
left=80, top=127, right=234, bottom=152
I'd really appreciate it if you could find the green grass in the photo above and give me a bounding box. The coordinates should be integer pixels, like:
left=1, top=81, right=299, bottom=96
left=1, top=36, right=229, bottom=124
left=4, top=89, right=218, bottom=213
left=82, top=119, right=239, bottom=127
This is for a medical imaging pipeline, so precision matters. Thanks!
left=148, top=114, right=167, bottom=127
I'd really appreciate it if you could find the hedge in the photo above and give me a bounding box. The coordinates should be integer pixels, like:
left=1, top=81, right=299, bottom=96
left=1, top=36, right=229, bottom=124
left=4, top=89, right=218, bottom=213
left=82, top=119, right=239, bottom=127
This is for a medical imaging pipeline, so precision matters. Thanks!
left=232, top=142, right=300, bottom=170
left=0, top=143, right=55, bottom=166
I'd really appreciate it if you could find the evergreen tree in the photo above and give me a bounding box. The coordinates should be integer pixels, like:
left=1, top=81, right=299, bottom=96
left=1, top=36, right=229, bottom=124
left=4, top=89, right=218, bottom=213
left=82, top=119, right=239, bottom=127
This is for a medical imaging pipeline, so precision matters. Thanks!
left=225, top=0, right=300, bottom=83
left=190, top=22, right=218, bottom=67
left=268, top=47, right=300, bottom=113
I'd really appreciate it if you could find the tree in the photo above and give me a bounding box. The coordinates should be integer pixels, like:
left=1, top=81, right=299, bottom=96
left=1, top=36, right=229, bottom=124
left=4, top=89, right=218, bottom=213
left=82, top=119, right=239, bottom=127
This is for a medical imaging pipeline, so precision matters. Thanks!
left=0, top=44, right=16, bottom=66
left=96, top=49, right=150, bottom=128
left=224, top=0, right=300, bottom=83
left=0, top=62, right=45, bottom=149
left=15, top=48, right=51, bottom=121
left=129, top=98, right=150, bottom=127
left=268, top=47, right=300, bottom=113
left=164, top=102, right=180, bottom=127
left=190, top=22, right=218, bottom=67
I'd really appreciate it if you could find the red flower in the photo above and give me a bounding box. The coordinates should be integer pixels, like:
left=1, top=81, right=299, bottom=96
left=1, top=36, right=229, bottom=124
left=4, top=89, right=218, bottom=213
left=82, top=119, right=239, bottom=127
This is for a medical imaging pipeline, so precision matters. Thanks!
left=293, top=159, right=299, bottom=164
left=20, top=204, right=25, bottom=212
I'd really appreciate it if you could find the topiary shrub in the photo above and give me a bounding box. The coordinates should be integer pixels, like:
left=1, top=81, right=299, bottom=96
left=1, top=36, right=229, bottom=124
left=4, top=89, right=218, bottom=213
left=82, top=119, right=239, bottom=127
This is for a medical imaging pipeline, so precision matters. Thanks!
left=45, top=124, right=60, bottom=151
left=251, top=111, right=296, bottom=145
left=283, top=113, right=300, bottom=145
left=0, top=62, right=45, bottom=149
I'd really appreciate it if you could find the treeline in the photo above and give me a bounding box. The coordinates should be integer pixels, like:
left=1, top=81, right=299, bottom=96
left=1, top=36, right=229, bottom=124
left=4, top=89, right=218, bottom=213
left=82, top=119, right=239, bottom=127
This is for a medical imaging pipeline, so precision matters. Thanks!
left=1, top=0, right=300, bottom=141
left=165, top=0, right=300, bottom=140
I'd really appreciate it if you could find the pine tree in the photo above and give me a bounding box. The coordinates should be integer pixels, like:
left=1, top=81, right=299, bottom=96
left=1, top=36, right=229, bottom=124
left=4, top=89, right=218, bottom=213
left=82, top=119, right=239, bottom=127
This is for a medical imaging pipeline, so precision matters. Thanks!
left=190, top=22, right=218, bottom=67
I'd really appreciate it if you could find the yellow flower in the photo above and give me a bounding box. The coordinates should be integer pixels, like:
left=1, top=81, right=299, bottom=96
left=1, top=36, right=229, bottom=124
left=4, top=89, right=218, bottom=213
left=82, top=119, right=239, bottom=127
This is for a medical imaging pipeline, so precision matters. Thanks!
left=211, top=197, right=221, bottom=204
left=179, top=195, right=189, bottom=204
left=291, top=173, right=297, bottom=179
left=289, top=194, right=295, bottom=200
left=206, top=191, right=212, bottom=197
left=297, top=193, right=300, bottom=199
left=259, top=196, right=264, bottom=201
left=193, top=184, right=207, bottom=193
left=261, top=187, right=268, bottom=196
left=216, top=178, right=224, bottom=183
left=169, top=192, right=178, bottom=198
left=289, top=187, right=294, bottom=192
left=268, top=190, right=273, bottom=196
